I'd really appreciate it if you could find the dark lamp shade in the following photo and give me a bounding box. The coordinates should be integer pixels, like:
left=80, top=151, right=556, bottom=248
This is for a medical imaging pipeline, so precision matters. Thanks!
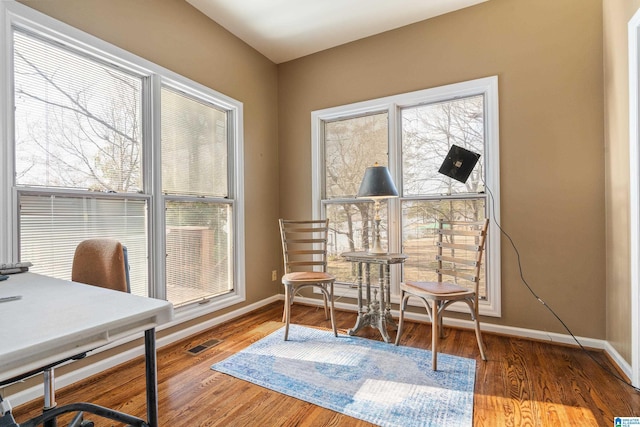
left=357, top=164, right=399, bottom=199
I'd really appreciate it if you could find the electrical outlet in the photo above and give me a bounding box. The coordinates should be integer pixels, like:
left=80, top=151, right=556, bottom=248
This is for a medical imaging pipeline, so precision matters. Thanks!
left=271, top=270, right=278, bottom=281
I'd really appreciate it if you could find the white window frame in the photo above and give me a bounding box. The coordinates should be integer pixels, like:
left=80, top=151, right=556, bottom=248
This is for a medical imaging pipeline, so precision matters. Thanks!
left=628, top=6, right=640, bottom=388
left=0, top=1, right=246, bottom=321
left=312, top=76, right=501, bottom=317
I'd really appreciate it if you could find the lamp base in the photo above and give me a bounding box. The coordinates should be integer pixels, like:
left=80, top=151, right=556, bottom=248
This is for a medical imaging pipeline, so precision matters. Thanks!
left=368, top=212, right=388, bottom=254
left=368, top=235, right=387, bottom=255
left=367, top=249, right=388, bottom=255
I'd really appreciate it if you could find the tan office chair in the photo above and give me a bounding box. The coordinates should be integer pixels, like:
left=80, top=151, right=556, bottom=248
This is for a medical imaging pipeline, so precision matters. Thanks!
left=72, top=238, right=130, bottom=293
left=279, top=219, right=337, bottom=340
left=395, top=219, right=489, bottom=370
left=41, top=239, right=131, bottom=426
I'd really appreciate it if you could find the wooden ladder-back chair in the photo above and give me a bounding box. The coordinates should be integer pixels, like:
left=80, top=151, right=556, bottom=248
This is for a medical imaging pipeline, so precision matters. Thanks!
left=279, top=219, right=337, bottom=340
left=395, top=219, right=489, bottom=370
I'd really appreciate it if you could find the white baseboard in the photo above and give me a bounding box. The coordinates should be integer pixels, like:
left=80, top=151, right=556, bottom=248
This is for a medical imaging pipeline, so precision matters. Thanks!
left=4, top=293, right=630, bottom=408
left=316, top=296, right=629, bottom=375
left=604, top=340, right=633, bottom=381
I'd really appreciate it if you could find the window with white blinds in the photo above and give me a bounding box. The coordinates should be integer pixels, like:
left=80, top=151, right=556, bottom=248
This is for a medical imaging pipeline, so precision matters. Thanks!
left=3, top=2, right=245, bottom=311
left=14, top=28, right=148, bottom=293
left=161, top=87, right=234, bottom=306
left=164, top=200, right=233, bottom=305
left=161, top=87, right=227, bottom=197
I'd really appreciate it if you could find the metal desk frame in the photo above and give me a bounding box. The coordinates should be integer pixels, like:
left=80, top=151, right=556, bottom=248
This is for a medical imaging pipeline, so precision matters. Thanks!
left=0, top=273, right=173, bottom=427
left=341, top=252, right=407, bottom=343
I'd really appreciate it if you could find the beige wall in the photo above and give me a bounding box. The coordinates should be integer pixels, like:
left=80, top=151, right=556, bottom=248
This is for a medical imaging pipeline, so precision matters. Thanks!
left=279, top=0, right=606, bottom=337
left=603, top=0, right=640, bottom=364
left=18, top=0, right=283, bottom=310
left=16, top=0, right=627, bottom=359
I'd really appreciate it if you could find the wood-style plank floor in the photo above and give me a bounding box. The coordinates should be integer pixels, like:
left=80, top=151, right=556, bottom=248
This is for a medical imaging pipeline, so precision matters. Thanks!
left=11, top=302, right=640, bottom=426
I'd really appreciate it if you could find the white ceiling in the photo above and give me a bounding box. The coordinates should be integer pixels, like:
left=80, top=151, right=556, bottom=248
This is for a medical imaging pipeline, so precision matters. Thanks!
left=186, top=0, right=488, bottom=64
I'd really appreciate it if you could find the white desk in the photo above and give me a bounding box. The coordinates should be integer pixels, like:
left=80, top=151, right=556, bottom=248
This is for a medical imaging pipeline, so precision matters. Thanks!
left=0, top=272, right=173, bottom=427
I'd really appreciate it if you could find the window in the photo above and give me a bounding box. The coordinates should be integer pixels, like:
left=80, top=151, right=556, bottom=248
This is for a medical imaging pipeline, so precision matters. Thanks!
left=312, top=77, right=501, bottom=316
left=0, top=2, right=245, bottom=311
left=401, top=96, right=487, bottom=295
left=161, top=87, right=234, bottom=305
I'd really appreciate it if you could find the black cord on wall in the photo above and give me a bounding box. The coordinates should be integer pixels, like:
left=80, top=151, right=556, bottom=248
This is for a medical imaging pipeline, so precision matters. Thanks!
left=483, top=182, right=640, bottom=394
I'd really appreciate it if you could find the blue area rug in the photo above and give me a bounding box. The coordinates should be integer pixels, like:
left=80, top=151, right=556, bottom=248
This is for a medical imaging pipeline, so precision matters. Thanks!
left=211, top=324, right=475, bottom=427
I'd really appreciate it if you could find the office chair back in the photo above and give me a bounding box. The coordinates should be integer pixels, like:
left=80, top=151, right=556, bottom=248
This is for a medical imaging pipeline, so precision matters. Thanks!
left=72, top=238, right=130, bottom=293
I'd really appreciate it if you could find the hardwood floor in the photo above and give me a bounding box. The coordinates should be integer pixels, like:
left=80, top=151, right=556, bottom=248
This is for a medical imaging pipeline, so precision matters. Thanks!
left=11, top=302, right=640, bottom=426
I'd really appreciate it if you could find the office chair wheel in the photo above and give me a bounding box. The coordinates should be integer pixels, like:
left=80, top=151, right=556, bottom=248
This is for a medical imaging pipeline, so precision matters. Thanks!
left=80, top=421, right=94, bottom=426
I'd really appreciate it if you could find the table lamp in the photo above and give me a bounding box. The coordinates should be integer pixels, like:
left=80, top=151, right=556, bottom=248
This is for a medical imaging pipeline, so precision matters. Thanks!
left=357, top=163, right=399, bottom=254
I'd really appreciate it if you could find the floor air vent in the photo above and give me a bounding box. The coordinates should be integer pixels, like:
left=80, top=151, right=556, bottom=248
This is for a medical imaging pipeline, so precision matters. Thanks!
left=187, top=338, right=221, bottom=355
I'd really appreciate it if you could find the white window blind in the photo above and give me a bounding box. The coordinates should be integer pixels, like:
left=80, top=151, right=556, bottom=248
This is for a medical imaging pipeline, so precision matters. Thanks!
left=164, top=201, right=233, bottom=305
left=161, top=87, right=227, bottom=197
left=19, top=194, right=149, bottom=296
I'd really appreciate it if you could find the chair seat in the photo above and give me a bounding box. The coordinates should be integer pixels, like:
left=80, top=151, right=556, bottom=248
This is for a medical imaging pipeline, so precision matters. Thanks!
left=283, top=271, right=335, bottom=284
left=402, top=280, right=473, bottom=296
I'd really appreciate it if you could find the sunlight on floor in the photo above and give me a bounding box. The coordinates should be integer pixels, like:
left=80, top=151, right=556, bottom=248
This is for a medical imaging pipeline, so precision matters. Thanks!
left=476, top=394, right=599, bottom=426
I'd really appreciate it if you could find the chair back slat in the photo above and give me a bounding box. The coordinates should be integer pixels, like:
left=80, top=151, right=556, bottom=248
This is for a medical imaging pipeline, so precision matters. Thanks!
left=436, top=268, right=478, bottom=282
left=284, top=238, right=326, bottom=244
left=438, top=229, right=484, bottom=237
left=437, top=242, right=481, bottom=252
left=286, top=249, right=326, bottom=255
left=436, top=254, right=478, bottom=267
left=436, top=218, right=489, bottom=293
left=288, top=260, right=326, bottom=267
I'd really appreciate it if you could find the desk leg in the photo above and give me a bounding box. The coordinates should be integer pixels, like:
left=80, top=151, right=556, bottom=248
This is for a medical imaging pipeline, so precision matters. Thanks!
left=43, top=368, right=56, bottom=427
left=145, top=328, right=159, bottom=427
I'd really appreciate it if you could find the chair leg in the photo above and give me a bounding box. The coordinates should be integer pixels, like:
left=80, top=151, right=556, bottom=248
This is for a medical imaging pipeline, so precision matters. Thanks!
left=438, top=305, right=445, bottom=339
left=431, top=298, right=439, bottom=371
left=329, top=284, right=337, bottom=337
left=282, top=288, right=293, bottom=323
left=395, top=292, right=408, bottom=346
left=322, top=287, right=330, bottom=320
left=474, top=319, right=487, bottom=361
left=283, top=285, right=292, bottom=341
left=468, top=299, right=487, bottom=361
left=281, top=291, right=287, bottom=323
